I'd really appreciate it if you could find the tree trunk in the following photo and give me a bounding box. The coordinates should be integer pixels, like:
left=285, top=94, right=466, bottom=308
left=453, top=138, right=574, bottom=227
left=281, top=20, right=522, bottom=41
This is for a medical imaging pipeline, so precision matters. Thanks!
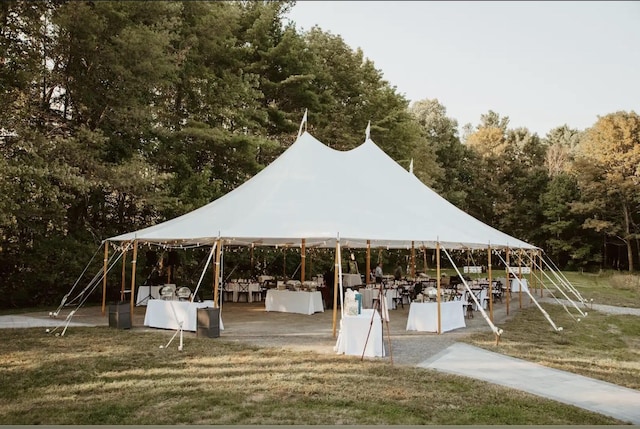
left=622, top=203, right=634, bottom=272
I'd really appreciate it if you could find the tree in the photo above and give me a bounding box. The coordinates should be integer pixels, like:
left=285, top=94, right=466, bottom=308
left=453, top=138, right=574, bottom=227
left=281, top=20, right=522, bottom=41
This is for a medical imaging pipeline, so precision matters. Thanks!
left=572, top=111, right=640, bottom=271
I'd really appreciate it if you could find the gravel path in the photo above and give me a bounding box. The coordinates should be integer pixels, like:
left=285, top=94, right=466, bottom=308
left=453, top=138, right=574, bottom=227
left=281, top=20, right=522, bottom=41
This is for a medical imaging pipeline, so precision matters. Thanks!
left=5, top=296, right=638, bottom=368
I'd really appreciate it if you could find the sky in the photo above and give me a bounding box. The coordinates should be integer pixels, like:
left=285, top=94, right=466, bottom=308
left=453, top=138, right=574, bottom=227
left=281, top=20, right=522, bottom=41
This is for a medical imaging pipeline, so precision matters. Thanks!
left=285, top=1, right=640, bottom=137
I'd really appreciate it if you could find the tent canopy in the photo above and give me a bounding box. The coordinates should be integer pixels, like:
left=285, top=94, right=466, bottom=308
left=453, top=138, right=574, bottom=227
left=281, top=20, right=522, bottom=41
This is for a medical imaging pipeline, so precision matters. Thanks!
left=108, top=132, right=537, bottom=251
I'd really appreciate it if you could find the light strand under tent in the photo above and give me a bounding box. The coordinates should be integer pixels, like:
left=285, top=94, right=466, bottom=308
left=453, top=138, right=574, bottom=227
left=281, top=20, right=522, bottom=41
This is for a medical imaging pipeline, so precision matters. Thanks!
left=441, top=247, right=504, bottom=339
left=522, top=251, right=587, bottom=320
left=492, top=251, right=563, bottom=332
left=47, top=246, right=127, bottom=336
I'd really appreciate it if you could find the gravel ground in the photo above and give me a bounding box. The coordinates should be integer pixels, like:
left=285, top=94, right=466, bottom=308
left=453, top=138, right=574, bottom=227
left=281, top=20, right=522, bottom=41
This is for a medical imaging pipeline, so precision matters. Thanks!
left=13, top=294, right=638, bottom=367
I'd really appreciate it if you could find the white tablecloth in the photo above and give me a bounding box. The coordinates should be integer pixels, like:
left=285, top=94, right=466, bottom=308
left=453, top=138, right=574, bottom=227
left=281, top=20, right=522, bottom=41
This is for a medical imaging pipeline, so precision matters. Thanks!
left=144, top=300, right=222, bottom=331
left=405, top=301, right=466, bottom=333
left=265, top=290, right=324, bottom=315
left=136, top=285, right=163, bottom=306
left=511, top=278, right=529, bottom=292
left=342, top=273, right=363, bottom=287
left=335, top=309, right=384, bottom=357
left=358, top=288, right=396, bottom=310
left=226, top=282, right=262, bottom=302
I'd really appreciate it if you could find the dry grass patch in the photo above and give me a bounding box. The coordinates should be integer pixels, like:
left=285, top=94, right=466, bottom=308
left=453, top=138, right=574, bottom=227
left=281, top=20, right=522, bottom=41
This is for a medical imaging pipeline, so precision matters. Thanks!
left=0, top=326, right=623, bottom=425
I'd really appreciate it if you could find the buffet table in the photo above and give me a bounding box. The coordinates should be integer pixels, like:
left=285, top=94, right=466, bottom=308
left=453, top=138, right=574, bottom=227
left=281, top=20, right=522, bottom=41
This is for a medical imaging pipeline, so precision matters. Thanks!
left=335, top=309, right=384, bottom=357
left=144, top=299, right=222, bottom=332
left=265, top=290, right=324, bottom=315
left=405, top=301, right=465, bottom=333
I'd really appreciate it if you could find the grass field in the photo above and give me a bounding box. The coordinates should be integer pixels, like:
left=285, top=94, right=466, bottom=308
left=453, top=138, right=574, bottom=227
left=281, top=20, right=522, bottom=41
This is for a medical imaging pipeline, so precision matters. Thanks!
left=0, top=271, right=637, bottom=424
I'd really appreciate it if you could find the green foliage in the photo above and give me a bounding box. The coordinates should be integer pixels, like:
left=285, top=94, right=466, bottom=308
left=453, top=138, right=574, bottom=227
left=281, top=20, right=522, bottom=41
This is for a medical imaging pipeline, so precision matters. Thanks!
left=1, top=0, right=638, bottom=308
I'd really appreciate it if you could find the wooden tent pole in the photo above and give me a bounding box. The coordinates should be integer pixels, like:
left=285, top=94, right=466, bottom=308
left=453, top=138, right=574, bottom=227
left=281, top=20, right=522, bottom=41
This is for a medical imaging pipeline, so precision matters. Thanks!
left=466, top=249, right=470, bottom=272
left=539, top=251, right=544, bottom=298
left=129, top=240, right=138, bottom=318
left=518, top=249, right=523, bottom=309
left=101, top=241, right=108, bottom=315
left=423, top=247, right=428, bottom=272
left=213, top=240, right=222, bottom=308
left=301, top=239, right=306, bottom=282
left=488, top=245, right=493, bottom=322
left=410, top=241, right=416, bottom=279
left=505, top=248, right=510, bottom=316
left=365, top=240, right=371, bottom=286
left=121, top=246, right=127, bottom=301
left=436, top=242, right=441, bottom=334
left=250, top=244, right=254, bottom=279
left=332, top=241, right=340, bottom=338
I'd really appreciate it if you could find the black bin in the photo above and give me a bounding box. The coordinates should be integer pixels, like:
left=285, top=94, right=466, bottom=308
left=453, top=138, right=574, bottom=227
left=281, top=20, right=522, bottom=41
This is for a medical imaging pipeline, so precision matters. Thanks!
left=108, top=302, right=131, bottom=329
left=197, top=307, right=220, bottom=338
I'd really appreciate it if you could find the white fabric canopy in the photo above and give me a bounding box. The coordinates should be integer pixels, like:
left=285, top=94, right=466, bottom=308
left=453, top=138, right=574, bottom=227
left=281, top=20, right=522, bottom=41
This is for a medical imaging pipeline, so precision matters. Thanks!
left=108, top=132, right=536, bottom=250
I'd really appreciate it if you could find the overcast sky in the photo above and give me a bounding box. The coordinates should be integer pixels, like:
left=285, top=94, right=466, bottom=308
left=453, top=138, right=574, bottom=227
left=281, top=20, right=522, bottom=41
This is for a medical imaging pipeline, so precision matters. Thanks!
left=285, top=1, right=640, bottom=137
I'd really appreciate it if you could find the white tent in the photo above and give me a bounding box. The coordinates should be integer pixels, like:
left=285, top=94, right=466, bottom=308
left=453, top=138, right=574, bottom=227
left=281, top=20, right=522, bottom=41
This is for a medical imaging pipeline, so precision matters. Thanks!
left=108, top=132, right=537, bottom=251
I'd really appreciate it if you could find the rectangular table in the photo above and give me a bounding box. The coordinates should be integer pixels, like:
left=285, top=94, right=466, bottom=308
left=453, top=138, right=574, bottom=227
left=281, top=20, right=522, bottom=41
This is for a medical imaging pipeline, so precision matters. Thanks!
left=264, top=290, right=324, bottom=315
left=405, top=301, right=466, bottom=333
left=511, top=278, right=529, bottom=292
left=335, top=309, right=384, bottom=357
left=342, top=273, right=363, bottom=287
left=358, top=287, right=396, bottom=310
left=144, top=299, right=221, bottom=332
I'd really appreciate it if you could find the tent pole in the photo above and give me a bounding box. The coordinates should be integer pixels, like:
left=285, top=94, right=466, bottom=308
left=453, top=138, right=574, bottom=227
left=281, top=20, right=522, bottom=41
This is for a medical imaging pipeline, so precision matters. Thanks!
left=466, top=249, right=470, bottom=273
left=121, top=246, right=127, bottom=301
left=102, top=241, right=108, bottom=315
left=365, top=240, right=371, bottom=286
left=539, top=251, right=544, bottom=298
left=518, top=249, right=523, bottom=309
left=332, top=241, right=340, bottom=338
left=129, top=240, right=138, bottom=318
left=213, top=240, right=222, bottom=308
left=436, top=242, right=441, bottom=334
left=301, top=239, right=306, bottom=282
left=505, top=248, right=510, bottom=316
left=488, top=245, right=493, bottom=322
left=410, top=241, right=416, bottom=279
left=250, top=244, right=254, bottom=279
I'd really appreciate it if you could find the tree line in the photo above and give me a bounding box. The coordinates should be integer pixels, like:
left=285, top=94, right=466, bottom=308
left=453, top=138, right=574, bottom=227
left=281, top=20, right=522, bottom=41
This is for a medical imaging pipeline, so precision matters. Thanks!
left=1, top=1, right=638, bottom=308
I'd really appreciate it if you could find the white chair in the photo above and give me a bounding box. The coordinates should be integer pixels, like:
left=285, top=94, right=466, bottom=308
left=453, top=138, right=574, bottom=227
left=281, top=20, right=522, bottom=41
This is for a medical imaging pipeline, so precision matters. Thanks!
left=176, top=286, right=191, bottom=301
left=160, top=284, right=176, bottom=300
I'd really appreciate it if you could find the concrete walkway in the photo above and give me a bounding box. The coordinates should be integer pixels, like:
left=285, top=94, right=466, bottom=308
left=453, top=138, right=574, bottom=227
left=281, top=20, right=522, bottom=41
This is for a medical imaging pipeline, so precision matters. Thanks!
left=419, top=342, right=640, bottom=425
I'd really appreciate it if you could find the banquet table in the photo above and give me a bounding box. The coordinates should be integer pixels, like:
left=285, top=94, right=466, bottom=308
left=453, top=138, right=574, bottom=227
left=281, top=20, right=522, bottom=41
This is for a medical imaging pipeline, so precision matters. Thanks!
left=136, top=285, right=163, bottom=306
left=144, top=299, right=223, bottom=332
left=335, top=309, right=384, bottom=357
left=358, top=287, right=396, bottom=310
left=511, top=278, right=529, bottom=292
left=265, top=290, right=324, bottom=315
left=342, top=273, right=363, bottom=287
left=405, top=301, right=466, bottom=333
